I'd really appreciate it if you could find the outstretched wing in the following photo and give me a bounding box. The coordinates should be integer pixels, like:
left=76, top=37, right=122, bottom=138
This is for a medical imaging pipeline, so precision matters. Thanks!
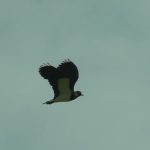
left=57, top=59, right=79, bottom=91
left=39, top=63, right=67, bottom=98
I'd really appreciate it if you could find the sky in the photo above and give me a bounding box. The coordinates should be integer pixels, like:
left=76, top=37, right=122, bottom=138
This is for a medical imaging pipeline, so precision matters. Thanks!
left=1, top=0, right=150, bottom=149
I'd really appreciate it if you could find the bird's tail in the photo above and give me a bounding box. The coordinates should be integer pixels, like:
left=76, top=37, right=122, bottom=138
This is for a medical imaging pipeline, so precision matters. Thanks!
left=43, top=99, right=54, bottom=105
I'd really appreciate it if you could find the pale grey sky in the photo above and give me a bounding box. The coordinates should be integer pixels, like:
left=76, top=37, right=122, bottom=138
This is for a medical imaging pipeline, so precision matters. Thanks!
left=1, top=0, right=150, bottom=150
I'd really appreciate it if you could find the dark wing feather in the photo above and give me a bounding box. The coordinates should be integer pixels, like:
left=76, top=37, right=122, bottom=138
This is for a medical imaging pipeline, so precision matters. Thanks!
left=39, top=63, right=67, bottom=98
left=57, top=59, right=79, bottom=91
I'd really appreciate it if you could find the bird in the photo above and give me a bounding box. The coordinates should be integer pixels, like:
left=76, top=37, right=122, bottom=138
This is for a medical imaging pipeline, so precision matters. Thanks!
left=39, top=59, right=83, bottom=104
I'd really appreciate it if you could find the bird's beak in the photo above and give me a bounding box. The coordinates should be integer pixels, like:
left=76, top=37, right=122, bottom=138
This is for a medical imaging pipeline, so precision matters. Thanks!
left=81, top=94, right=84, bottom=96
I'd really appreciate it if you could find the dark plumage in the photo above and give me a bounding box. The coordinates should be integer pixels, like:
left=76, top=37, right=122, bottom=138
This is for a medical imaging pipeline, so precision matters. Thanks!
left=39, top=59, right=83, bottom=104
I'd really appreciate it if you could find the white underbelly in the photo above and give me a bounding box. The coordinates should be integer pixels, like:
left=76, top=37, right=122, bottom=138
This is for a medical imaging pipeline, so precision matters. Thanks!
left=54, top=92, right=71, bottom=102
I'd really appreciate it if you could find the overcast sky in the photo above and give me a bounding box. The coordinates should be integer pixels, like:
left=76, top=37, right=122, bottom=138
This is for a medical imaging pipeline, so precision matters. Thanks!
left=1, top=0, right=150, bottom=150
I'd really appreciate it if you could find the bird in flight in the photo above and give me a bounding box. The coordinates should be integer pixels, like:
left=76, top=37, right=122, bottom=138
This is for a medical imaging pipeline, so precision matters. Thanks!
left=39, top=59, right=83, bottom=104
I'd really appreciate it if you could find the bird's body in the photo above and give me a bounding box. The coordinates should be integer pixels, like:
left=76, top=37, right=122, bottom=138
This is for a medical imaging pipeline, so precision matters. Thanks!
left=39, top=59, right=83, bottom=104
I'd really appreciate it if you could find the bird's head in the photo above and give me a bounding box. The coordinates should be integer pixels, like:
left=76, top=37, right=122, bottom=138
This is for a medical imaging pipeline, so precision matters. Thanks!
left=74, top=91, right=84, bottom=97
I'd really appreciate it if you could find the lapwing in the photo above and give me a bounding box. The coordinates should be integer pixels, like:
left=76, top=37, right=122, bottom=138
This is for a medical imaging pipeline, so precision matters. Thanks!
left=39, top=59, right=83, bottom=104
